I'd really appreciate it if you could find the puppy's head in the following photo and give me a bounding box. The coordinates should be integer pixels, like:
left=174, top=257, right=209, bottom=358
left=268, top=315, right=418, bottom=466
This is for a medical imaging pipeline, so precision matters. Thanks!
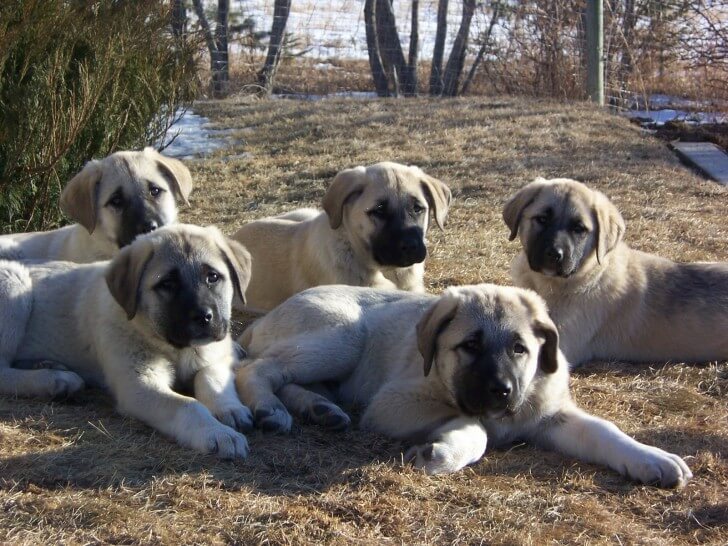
left=105, top=224, right=251, bottom=349
left=322, top=162, right=451, bottom=268
left=417, top=284, right=560, bottom=418
left=503, top=178, right=624, bottom=277
left=61, top=147, right=193, bottom=249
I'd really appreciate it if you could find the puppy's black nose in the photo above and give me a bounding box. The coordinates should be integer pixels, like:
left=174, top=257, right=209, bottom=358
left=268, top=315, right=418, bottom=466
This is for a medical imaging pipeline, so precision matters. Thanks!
left=488, top=379, right=512, bottom=401
left=140, top=220, right=158, bottom=234
left=191, top=307, right=214, bottom=325
left=546, top=246, right=564, bottom=264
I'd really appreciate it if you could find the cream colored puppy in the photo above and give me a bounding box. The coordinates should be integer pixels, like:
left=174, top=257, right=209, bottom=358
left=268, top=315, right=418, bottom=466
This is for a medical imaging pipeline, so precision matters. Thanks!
left=233, top=162, right=451, bottom=310
left=235, top=284, right=692, bottom=486
left=504, top=177, right=728, bottom=366
left=0, top=224, right=252, bottom=458
left=0, top=147, right=192, bottom=262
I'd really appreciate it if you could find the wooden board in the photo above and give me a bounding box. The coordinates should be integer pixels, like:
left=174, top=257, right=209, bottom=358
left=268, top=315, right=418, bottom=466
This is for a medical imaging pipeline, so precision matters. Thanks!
left=671, top=141, right=728, bottom=185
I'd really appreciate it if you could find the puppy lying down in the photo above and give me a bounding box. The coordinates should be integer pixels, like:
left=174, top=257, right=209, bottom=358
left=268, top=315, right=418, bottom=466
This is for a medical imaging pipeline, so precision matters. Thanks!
left=0, top=224, right=252, bottom=459
left=236, top=284, right=692, bottom=486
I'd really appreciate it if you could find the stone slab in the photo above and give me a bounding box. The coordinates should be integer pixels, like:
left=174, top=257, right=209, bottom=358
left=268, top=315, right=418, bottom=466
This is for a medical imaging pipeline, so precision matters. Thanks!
left=670, top=141, right=728, bottom=185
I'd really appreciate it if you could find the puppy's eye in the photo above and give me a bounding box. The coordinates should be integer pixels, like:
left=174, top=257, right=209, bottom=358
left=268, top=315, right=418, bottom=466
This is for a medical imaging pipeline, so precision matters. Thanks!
left=149, top=185, right=164, bottom=198
left=513, top=342, right=527, bottom=355
left=107, top=192, right=124, bottom=209
left=571, top=222, right=587, bottom=234
left=368, top=204, right=387, bottom=219
left=156, top=277, right=178, bottom=292
left=412, top=202, right=425, bottom=214
left=206, top=270, right=221, bottom=284
left=459, top=338, right=480, bottom=353
left=533, top=215, right=548, bottom=226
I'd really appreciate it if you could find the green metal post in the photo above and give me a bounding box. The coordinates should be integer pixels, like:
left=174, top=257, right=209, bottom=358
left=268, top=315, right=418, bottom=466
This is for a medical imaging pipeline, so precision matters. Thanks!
left=586, top=0, right=604, bottom=105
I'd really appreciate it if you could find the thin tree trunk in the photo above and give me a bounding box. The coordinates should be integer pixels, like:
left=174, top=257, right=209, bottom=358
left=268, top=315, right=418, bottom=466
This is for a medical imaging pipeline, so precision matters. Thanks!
left=364, top=0, right=390, bottom=96
left=213, top=0, right=230, bottom=98
left=461, top=1, right=499, bottom=95
left=401, top=0, right=419, bottom=96
left=375, top=0, right=408, bottom=97
left=171, top=0, right=187, bottom=41
left=257, top=0, right=292, bottom=94
left=429, top=0, right=449, bottom=95
left=442, top=0, right=476, bottom=96
left=192, top=0, right=230, bottom=98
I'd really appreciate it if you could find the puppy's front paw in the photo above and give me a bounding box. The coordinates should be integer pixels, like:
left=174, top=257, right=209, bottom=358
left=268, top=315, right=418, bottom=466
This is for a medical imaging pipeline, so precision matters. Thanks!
left=253, top=403, right=293, bottom=434
left=303, top=401, right=351, bottom=431
left=197, top=424, right=250, bottom=460
left=626, top=446, right=692, bottom=488
left=405, top=442, right=461, bottom=475
left=215, top=404, right=254, bottom=433
left=50, top=370, right=85, bottom=398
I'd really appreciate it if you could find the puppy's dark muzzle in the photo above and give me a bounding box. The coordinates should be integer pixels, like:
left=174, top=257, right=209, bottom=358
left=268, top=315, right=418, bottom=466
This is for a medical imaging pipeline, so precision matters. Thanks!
left=167, top=310, right=229, bottom=348
left=373, top=229, right=427, bottom=267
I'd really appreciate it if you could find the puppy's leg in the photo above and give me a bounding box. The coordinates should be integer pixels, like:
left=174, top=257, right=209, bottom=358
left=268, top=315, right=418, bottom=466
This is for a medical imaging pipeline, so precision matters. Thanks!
left=194, top=364, right=253, bottom=433
left=277, top=384, right=351, bottom=430
left=109, top=364, right=249, bottom=459
left=0, top=263, right=84, bottom=398
left=362, top=380, right=488, bottom=475
left=236, top=334, right=359, bottom=433
left=533, top=405, right=692, bottom=488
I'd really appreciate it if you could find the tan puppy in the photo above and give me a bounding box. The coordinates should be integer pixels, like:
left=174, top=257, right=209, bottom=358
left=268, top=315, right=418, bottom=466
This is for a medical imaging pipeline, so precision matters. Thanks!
left=0, top=224, right=252, bottom=458
left=232, top=162, right=451, bottom=310
left=235, top=284, right=692, bottom=486
left=0, top=147, right=192, bottom=262
left=504, top=177, right=728, bottom=366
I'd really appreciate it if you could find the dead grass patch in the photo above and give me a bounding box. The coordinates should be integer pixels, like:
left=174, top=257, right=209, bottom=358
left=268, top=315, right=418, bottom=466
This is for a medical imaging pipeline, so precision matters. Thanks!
left=1, top=96, right=727, bottom=544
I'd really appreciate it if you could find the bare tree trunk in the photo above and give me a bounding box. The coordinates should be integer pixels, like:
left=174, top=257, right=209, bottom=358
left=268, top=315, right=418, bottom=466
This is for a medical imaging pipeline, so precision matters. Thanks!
left=375, top=0, right=403, bottom=96
left=429, top=0, right=449, bottom=95
left=257, top=0, right=292, bottom=94
left=461, top=1, right=500, bottom=95
left=171, top=0, right=187, bottom=42
left=364, top=0, right=390, bottom=96
left=442, top=0, right=476, bottom=96
left=192, top=0, right=230, bottom=98
left=401, top=0, right=419, bottom=96
left=213, top=0, right=230, bottom=97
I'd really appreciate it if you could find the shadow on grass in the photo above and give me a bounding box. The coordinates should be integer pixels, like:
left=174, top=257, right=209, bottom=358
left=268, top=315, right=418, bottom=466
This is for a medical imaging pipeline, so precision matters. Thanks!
left=0, top=390, right=400, bottom=496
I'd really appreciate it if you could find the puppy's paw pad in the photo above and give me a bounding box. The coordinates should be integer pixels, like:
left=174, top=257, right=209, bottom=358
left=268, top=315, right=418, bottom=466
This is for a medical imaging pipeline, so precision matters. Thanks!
left=308, top=402, right=351, bottom=431
left=216, top=405, right=254, bottom=433
left=205, top=427, right=249, bottom=460
left=50, top=371, right=85, bottom=398
left=254, top=406, right=292, bottom=434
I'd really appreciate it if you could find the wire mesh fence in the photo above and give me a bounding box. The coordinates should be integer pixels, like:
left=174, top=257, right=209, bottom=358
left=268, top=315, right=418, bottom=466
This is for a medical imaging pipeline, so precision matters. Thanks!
left=187, top=1, right=727, bottom=111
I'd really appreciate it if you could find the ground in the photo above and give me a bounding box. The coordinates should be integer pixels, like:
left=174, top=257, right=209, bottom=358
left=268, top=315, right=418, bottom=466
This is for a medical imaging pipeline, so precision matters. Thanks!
left=1, top=96, right=727, bottom=545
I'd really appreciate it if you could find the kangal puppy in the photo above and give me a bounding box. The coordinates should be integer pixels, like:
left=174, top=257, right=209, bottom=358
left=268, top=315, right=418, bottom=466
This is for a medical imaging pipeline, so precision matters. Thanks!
left=0, top=224, right=252, bottom=458
left=0, top=147, right=192, bottom=262
left=504, top=177, right=728, bottom=366
left=235, top=284, right=692, bottom=486
left=232, top=162, right=451, bottom=310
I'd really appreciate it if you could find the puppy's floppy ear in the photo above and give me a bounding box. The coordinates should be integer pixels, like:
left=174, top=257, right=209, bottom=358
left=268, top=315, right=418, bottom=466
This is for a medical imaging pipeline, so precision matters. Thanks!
left=60, top=160, right=103, bottom=233
left=592, top=190, right=625, bottom=264
left=146, top=147, right=193, bottom=206
left=105, top=238, right=155, bottom=320
left=532, top=312, right=560, bottom=374
left=322, top=166, right=367, bottom=229
left=417, top=293, right=459, bottom=377
left=502, top=179, right=547, bottom=241
left=211, top=227, right=253, bottom=307
left=412, top=166, right=452, bottom=230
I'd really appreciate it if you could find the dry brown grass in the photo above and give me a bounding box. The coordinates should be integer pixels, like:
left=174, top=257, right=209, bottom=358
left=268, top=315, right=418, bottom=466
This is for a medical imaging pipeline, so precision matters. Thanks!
left=2, top=96, right=727, bottom=545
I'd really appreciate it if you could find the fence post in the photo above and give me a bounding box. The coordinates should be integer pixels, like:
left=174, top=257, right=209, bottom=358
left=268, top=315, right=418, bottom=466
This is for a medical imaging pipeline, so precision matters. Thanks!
left=586, top=0, right=604, bottom=105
